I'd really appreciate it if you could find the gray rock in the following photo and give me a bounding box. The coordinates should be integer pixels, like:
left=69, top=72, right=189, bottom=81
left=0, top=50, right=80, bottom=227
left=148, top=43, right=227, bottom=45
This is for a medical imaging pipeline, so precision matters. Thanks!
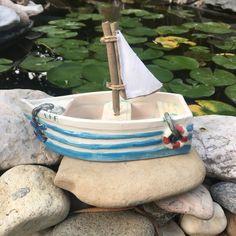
left=0, top=165, right=70, bottom=236
left=211, top=182, right=236, bottom=214
left=0, top=6, right=20, bottom=31
left=157, top=185, right=214, bottom=220
left=139, top=202, right=176, bottom=226
left=159, top=220, right=185, bottom=236
left=205, top=0, right=236, bottom=12
left=193, top=115, right=236, bottom=182
left=52, top=211, right=155, bottom=236
left=0, top=89, right=61, bottom=170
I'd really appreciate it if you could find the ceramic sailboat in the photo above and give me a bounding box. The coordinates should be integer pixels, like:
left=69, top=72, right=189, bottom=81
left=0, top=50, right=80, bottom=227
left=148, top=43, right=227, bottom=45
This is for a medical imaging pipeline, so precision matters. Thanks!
left=21, top=21, right=193, bottom=162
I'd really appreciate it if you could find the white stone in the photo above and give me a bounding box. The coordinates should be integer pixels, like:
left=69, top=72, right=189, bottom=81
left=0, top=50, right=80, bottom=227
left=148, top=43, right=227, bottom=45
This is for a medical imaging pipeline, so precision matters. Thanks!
left=193, top=115, right=236, bottom=182
left=180, top=202, right=227, bottom=236
left=157, top=185, right=214, bottom=220
left=0, top=89, right=61, bottom=170
left=0, top=6, right=20, bottom=31
left=205, top=0, right=236, bottom=12
left=54, top=150, right=205, bottom=208
left=0, top=165, right=70, bottom=236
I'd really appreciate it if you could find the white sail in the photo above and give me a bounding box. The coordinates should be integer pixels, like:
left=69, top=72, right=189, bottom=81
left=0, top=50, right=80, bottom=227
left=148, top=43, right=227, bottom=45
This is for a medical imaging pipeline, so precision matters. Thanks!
left=116, top=31, right=162, bottom=99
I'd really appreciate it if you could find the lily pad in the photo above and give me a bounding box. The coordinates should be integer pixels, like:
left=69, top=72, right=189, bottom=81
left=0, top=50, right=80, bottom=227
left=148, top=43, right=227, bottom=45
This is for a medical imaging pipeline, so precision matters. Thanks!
left=189, top=46, right=210, bottom=53
left=62, top=39, right=89, bottom=48
left=134, top=48, right=164, bottom=60
left=33, top=25, right=58, bottom=33
left=123, top=34, right=147, bottom=44
left=194, top=22, right=232, bottom=34
left=125, top=27, right=156, bottom=37
left=145, top=42, right=173, bottom=51
left=225, top=84, right=236, bottom=103
left=121, top=9, right=151, bottom=17
left=47, top=29, right=78, bottom=39
left=36, top=38, right=64, bottom=48
left=154, top=36, right=196, bottom=49
left=208, top=37, right=236, bottom=51
left=188, top=104, right=207, bottom=116
left=0, top=58, right=13, bottom=73
left=55, top=47, right=89, bottom=60
left=72, top=82, right=105, bottom=93
left=153, top=56, right=199, bottom=71
left=47, top=63, right=84, bottom=88
left=194, top=100, right=236, bottom=116
left=182, top=22, right=200, bottom=29
left=168, top=79, right=215, bottom=98
left=72, top=13, right=104, bottom=21
left=82, top=63, right=109, bottom=83
left=48, top=19, right=85, bottom=30
left=147, top=65, right=173, bottom=82
left=168, top=9, right=194, bottom=18
left=20, top=55, right=63, bottom=72
left=142, top=13, right=164, bottom=20
left=156, top=25, right=189, bottom=35
left=212, top=54, right=236, bottom=69
left=190, top=68, right=236, bottom=86
left=119, top=17, right=142, bottom=28
left=191, top=33, right=213, bottom=39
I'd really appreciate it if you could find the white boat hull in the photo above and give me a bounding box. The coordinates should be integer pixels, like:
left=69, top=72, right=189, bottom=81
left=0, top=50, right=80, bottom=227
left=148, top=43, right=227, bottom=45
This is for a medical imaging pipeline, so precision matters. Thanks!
left=21, top=91, right=193, bottom=162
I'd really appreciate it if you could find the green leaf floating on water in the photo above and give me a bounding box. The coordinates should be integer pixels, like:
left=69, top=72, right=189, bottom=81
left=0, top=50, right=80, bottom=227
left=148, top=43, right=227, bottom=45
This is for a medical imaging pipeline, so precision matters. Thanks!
left=168, top=79, right=215, bottom=98
left=82, top=63, right=109, bottom=83
left=156, top=25, right=189, bottom=35
left=195, top=100, right=236, bottom=116
left=47, top=63, right=84, bottom=88
left=125, top=27, right=156, bottom=37
left=72, top=82, right=105, bottom=93
left=63, top=39, right=89, bottom=48
left=190, top=68, right=236, bottom=86
left=194, top=22, right=233, bottom=34
left=147, top=65, right=173, bottom=82
left=33, top=25, right=58, bottom=33
left=68, top=13, right=104, bottom=21
left=20, top=55, right=63, bottom=72
left=123, top=34, right=147, bottom=44
left=212, top=54, right=236, bottom=69
left=48, top=19, right=85, bottom=30
left=36, top=38, right=64, bottom=48
left=208, top=37, right=236, bottom=51
left=121, top=9, right=151, bottom=17
left=134, top=48, right=164, bottom=60
left=119, top=17, right=142, bottom=28
left=0, top=58, right=13, bottom=73
left=153, top=56, right=199, bottom=71
left=142, top=13, right=164, bottom=20
left=168, top=9, right=195, bottom=19
left=145, top=42, right=173, bottom=51
left=225, top=84, right=236, bottom=103
left=55, top=47, right=89, bottom=60
left=47, top=29, right=78, bottom=39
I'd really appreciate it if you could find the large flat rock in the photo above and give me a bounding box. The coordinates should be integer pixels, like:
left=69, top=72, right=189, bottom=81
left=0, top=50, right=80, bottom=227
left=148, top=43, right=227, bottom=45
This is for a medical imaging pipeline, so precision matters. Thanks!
left=54, top=149, right=205, bottom=208
left=0, top=89, right=61, bottom=170
left=193, top=115, right=236, bottom=182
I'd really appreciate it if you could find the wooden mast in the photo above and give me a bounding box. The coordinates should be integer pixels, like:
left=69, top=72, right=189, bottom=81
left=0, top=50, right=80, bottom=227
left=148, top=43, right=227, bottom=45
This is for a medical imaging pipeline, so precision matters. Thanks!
left=102, top=21, right=120, bottom=116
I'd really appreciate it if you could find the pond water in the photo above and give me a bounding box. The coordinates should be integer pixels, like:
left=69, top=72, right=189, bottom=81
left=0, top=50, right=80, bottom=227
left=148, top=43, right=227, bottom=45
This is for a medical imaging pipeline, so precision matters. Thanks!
left=0, top=1, right=236, bottom=116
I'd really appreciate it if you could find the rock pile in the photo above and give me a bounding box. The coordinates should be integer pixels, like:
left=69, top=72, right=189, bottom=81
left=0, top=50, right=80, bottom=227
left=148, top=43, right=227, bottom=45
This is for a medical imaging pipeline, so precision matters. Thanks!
left=0, top=89, right=235, bottom=236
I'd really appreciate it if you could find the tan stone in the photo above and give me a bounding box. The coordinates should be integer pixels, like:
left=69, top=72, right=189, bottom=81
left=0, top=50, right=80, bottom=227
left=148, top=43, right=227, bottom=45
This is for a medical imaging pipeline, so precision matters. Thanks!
left=226, top=211, right=236, bottom=236
left=180, top=202, right=227, bottom=236
left=159, top=220, right=185, bottom=236
left=157, top=185, right=214, bottom=220
left=54, top=149, right=205, bottom=208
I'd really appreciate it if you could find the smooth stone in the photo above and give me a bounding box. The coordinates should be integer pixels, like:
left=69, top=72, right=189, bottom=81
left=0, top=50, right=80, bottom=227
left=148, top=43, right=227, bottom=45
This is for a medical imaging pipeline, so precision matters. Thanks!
left=0, top=6, right=20, bottom=31
left=193, top=115, right=236, bottom=182
left=52, top=211, right=155, bottom=236
left=139, top=202, right=176, bottom=226
left=226, top=211, right=236, bottom=236
left=0, top=165, right=70, bottom=236
left=0, top=89, right=61, bottom=170
left=180, top=202, right=227, bottom=236
left=159, top=220, right=185, bottom=236
left=210, top=182, right=236, bottom=214
left=54, top=149, right=205, bottom=208
left=205, top=0, right=236, bottom=12
left=157, top=185, right=214, bottom=220
left=30, top=228, right=53, bottom=236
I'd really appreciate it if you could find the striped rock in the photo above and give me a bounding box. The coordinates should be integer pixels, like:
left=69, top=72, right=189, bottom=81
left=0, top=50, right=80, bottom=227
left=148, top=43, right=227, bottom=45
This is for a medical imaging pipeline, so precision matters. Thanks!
left=54, top=149, right=205, bottom=208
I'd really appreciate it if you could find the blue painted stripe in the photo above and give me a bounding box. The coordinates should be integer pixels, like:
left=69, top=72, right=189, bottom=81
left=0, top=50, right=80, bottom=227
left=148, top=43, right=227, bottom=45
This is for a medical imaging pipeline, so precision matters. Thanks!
left=44, top=141, right=191, bottom=161
left=45, top=131, right=163, bottom=150
left=187, top=124, right=193, bottom=132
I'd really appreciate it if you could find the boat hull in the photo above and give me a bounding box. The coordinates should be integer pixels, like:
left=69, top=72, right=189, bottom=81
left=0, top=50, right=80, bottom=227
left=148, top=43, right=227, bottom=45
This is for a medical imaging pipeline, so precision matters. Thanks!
left=21, top=91, right=193, bottom=162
